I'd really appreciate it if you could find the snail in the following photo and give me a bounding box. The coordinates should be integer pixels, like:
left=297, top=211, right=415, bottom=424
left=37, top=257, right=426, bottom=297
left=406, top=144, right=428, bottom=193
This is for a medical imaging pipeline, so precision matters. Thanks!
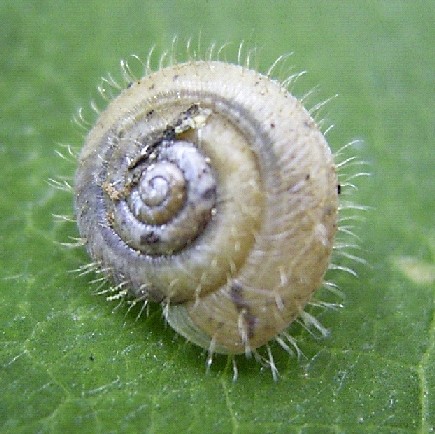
left=71, top=50, right=361, bottom=380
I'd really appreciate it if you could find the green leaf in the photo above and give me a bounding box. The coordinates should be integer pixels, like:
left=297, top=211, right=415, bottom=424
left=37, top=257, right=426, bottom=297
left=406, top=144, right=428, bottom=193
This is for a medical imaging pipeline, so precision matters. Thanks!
left=1, top=1, right=433, bottom=433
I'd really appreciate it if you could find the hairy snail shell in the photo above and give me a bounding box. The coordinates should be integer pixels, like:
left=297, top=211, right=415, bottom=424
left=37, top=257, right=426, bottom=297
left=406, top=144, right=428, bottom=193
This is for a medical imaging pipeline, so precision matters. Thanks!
left=74, top=60, right=339, bottom=356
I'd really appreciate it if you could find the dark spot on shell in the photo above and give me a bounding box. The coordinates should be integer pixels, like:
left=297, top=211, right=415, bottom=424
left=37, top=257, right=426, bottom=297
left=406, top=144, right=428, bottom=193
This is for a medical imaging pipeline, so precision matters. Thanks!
left=202, top=186, right=217, bottom=200
left=174, top=104, right=201, bottom=129
left=140, top=232, right=160, bottom=245
left=305, top=173, right=310, bottom=180
left=230, top=282, right=244, bottom=307
left=324, top=205, right=334, bottom=216
left=162, top=127, right=176, bottom=141
left=230, top=282, right=257, bottom=339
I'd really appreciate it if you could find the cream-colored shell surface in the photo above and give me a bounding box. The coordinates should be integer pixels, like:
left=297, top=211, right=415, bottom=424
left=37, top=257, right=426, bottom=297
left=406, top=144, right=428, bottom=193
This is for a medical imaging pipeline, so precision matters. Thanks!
left=75, top=61, right=338, bottom=355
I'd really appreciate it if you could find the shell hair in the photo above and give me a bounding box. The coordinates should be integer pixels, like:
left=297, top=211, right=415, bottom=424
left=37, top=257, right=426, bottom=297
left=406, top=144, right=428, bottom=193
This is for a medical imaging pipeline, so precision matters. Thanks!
left=58, top=41, right=366, bottom=381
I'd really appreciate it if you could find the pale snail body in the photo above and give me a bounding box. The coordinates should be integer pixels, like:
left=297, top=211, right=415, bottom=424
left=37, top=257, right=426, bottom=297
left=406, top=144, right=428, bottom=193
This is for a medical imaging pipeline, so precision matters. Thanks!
left=75, top=61, right=338, bottom=355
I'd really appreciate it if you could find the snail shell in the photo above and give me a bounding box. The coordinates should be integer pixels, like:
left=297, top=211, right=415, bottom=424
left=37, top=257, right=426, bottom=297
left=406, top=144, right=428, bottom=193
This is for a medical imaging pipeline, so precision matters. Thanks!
left=75, top=60, right=338, bottom=355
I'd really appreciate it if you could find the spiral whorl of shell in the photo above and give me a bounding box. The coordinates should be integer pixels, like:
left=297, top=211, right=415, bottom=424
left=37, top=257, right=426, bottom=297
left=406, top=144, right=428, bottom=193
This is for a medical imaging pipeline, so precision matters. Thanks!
left=75, top=61, right=338, bottom=354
